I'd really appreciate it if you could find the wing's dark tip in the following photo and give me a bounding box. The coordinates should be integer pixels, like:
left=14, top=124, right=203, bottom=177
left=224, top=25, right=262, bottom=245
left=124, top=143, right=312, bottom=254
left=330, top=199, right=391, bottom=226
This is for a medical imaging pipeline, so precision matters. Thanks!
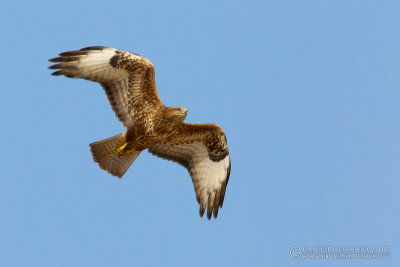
left=199, top=207, right=205, bottom=218
left=49, top=56, right=80, bottom=63
left=220, top=197, right=225, bottom=208
left=59, top=50, right=88, bottom=57
left=81, top=46, right=107, bottom=51
left=49, top=62, right=75, bottom=70
left=48, top=64, right=60, bottom=69
left=213, top=209, right=219, bottom=219
left=213, top=201, right=220, bottom=219
left=51, top=70, right=63, bottom=76
left=207, top=205, right=213, bottom=220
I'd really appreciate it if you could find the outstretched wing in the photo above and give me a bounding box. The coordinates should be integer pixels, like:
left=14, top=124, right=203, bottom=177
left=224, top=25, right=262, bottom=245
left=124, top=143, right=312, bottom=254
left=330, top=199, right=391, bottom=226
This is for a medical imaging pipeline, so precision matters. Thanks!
left=148, top=124, right=231, bottom=220
left=49, top=46, right=162, bottom=128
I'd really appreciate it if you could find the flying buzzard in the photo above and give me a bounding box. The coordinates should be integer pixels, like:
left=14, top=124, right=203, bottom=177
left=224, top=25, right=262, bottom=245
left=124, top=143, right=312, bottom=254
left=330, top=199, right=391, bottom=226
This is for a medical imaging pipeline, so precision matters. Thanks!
left=49, top=46, right=231, bottom=219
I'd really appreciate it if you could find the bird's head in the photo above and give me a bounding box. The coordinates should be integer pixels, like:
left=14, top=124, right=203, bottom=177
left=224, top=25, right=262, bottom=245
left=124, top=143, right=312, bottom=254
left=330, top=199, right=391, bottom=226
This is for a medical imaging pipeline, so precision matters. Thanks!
left=166, top=106, right=188, bottom=122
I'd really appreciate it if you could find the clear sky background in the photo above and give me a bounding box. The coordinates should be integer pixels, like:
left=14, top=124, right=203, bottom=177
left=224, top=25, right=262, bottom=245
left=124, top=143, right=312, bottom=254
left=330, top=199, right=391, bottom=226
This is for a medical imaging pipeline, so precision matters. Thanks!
left=0, top=1, right=399, bottom=266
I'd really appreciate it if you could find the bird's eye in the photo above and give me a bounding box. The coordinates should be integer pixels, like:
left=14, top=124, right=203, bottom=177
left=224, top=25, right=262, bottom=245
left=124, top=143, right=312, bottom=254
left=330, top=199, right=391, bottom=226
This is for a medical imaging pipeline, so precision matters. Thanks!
left=175, top=108, right=181, bottom=112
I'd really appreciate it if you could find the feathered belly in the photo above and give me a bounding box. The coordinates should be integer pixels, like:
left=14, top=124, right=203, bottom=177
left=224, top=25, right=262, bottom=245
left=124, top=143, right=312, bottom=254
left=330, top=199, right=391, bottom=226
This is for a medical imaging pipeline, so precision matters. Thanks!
left=129, top=130, right=175, bottom=151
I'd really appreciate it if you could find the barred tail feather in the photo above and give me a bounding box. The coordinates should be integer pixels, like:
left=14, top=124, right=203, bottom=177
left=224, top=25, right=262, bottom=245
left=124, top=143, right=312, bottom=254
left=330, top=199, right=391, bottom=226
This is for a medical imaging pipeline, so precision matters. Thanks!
left=89, top=132, right=141, bottom=178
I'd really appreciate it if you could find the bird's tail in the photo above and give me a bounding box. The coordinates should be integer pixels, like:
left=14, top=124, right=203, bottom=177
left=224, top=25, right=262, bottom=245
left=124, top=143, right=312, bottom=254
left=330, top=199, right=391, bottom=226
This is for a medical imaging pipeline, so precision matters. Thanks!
left=89, top=132, right=141, bottom=178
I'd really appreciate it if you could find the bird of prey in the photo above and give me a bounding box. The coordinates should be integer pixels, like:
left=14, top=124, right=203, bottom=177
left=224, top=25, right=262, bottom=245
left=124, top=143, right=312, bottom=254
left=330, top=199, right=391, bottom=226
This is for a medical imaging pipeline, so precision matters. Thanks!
left=49, top=46, right=231, bottom=219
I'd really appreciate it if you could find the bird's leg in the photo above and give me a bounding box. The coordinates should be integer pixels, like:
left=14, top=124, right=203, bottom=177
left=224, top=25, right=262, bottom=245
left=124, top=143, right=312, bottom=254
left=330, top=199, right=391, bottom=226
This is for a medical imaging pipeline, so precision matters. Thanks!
left=116, top=143, right=129, bottom=156
left=116, top=126, right=140, bottom=156
left=116, top=142, right=138, bottom=156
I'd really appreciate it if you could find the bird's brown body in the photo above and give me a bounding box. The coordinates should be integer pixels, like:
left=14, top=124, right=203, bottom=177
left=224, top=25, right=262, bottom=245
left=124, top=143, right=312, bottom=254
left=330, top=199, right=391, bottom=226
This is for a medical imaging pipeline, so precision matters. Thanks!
left=122, top=106, right=188, bottom=153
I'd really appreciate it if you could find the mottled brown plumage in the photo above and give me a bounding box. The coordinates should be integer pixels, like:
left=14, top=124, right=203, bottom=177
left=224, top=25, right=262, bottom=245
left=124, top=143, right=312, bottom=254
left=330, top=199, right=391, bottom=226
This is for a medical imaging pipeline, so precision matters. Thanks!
left=49, top=46, right=231, bottom=219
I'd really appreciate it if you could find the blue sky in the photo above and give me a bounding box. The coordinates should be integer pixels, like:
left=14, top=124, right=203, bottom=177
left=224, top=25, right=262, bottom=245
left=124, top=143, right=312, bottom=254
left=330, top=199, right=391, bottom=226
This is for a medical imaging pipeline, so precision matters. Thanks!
left=1, top=1, right=399, bottom=266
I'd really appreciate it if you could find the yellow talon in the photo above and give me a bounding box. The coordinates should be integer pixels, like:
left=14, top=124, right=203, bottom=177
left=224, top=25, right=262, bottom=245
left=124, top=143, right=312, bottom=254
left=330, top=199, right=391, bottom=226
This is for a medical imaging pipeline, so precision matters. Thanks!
left=116, top=143, right=128, bottom=156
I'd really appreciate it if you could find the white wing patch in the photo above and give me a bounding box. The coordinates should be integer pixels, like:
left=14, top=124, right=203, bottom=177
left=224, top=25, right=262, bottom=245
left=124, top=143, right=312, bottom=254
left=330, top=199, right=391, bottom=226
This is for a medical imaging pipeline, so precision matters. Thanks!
left=49, top=46, right=154, bottom=127
left=149, top=141, right=231, bottom=219
left=49, top=47, right=127, bottom=82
